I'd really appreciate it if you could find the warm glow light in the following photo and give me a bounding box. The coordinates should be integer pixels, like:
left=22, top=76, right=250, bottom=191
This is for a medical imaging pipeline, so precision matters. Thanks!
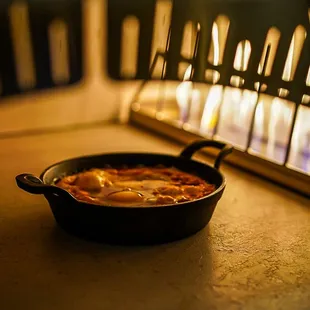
left=211, top=23, right=220, bottom=84
left=188, top=89, right=201, bottom=126
left=239, top=90, right=258, bottom=124
left=181, top=22, right=196, bottom=59
left=212, top=23, right=220, bottom=66
left=49, top=19, right=70, bottom=84
left=205, top=69, right=220, bottom=84
left=176, top=81, right=192, bottom=122
left=150, top=0, right=172, bottom=77
left=200, top=85, right=223, bottom=135
left=177, top=37, right=255, bottom=136
left=172, top=16, right=307, bottom=170
left=254, top=82, right=267, bottom=92
left=282, top=25, right=307, bottom=81
left=184, top=65, right=192, bottom=81
left=230, top=75, right=244, bottom=88
left=176, top=65, right=193, bottom=122
left=302, top=94, right=310, bottom=104
left=250, top=101, right=265, bottom=153
left=230, top=89, right=242, bottom=125
left=267, top=99, right=281, bottom=159
left=178, top=22, right=199, bottom=78
left=9, top=1, right=36, bottom=88
left=234, top=40, right=251, bottom=72
left=306, top=66, right=310, bottom=86
left=176, top=20, right=222, bottom=124
left=258, top=27, right=281, bottom=76
left=208, top=15, right=230, bottom=66
left=282, top=36, right=295, bottom=82
left=121, top=16, right=139, bottom=77
left=267, top=98, right=293, bottom=161
left=278, top=88, right=289, bottom=97
left=255, top=102, right=264, bottom=137
left=231, top=40, right=251, bottom=87
left=289, top=105, right=310, bottom=174
left=177, top=22, right=223, bottom=128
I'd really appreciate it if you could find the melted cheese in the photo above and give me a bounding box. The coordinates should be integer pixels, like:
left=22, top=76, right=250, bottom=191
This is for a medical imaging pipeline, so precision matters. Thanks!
left=56, top=166, right=216, bottom=206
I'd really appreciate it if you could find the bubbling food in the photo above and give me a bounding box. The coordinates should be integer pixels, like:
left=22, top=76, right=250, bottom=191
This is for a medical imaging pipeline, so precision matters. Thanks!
left=55, top=166, right=216, bottom=207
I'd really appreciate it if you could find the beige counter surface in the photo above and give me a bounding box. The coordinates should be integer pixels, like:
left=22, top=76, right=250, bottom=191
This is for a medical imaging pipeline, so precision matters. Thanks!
left=0, top=124, right=309, bottom=310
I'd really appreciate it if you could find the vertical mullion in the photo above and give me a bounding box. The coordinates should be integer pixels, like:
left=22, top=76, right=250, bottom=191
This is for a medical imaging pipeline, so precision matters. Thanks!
left=283, top=104, right=299, bottom=165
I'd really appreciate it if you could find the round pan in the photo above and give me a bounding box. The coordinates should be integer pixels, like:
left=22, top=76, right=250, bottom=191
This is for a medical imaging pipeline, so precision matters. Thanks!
left=16, top=140, right=233, bottom=245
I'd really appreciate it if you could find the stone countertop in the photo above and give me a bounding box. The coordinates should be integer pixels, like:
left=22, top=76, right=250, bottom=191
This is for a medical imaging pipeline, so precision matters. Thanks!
left=0, top=124, right=309, bottom=310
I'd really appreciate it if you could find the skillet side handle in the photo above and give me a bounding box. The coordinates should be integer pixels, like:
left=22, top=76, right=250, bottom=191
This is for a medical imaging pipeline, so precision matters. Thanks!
left=16, top=174, right=52, bottom=195
left=180, top=140, right=233, bottom=170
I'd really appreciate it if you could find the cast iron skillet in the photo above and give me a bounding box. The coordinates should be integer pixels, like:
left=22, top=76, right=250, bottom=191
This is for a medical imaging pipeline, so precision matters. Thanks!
left=16, top=140, right=233, bottom=245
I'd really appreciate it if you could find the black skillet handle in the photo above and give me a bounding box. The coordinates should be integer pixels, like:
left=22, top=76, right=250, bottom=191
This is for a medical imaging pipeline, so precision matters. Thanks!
left=180, top=140, right=233, bottom=170
left=16, top=174, right=70, bottom=199
left=16, top=174, right=53, bottom=194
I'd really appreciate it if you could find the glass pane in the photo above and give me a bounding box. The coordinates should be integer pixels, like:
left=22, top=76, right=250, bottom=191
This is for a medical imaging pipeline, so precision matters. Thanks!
left=287, top=105, right=310, bottom=174
left=249, top=97, right=294, bottom=164
left=216, top=87, right=257, bottom=149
